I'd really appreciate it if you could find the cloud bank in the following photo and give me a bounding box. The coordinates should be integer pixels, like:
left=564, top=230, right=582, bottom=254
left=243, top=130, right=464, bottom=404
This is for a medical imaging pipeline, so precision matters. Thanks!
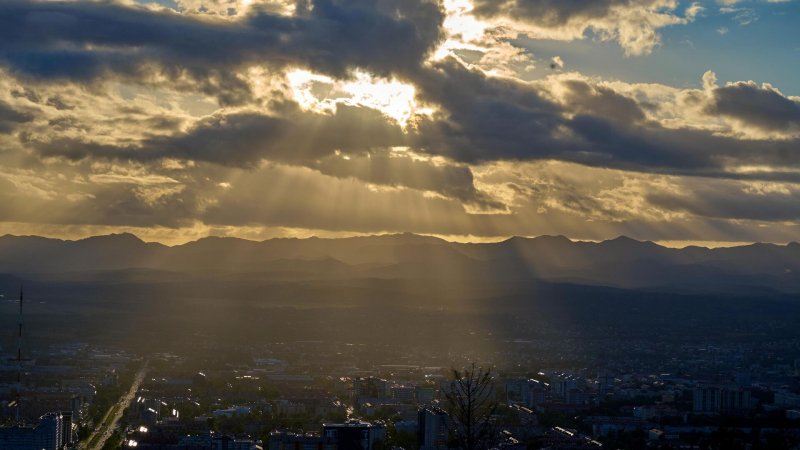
left=0, top=0, right=798, bottom=244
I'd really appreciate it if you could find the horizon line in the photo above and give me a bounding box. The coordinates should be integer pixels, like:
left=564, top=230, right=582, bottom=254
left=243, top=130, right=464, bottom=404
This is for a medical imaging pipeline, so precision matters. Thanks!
left=1, top=231, right=797, bottom=251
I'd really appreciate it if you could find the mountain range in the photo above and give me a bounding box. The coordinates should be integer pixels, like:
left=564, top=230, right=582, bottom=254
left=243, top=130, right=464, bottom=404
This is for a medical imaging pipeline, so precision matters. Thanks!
left=1, top=233, right=799, bottom=295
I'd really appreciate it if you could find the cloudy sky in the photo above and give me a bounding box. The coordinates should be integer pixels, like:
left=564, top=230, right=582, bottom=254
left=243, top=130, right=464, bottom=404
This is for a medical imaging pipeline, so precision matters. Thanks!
left=1, top=0, right=799, bottom=245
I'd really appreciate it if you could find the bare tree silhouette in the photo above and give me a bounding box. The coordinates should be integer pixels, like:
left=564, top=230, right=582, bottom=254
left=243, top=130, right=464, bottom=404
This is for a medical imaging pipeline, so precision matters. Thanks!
left=444, top=363, right=498, bottom=450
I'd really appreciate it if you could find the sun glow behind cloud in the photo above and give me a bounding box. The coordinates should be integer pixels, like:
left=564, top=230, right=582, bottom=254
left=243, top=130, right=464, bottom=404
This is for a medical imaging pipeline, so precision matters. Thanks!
left=434, top=0, right=492, bottom=60
left=137, top=0, right=297, bottom=17
left=285, top=70, right=426, bottom=126
left=435, top=0, right=538, bottom=78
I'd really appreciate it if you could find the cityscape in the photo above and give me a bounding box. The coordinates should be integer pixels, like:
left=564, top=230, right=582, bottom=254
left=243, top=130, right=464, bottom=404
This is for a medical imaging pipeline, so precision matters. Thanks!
left=2, top=289, right=800, bottom=450
left=2, top=0, right=800, bottom=449
left=1, top=233, right=800, bottom=449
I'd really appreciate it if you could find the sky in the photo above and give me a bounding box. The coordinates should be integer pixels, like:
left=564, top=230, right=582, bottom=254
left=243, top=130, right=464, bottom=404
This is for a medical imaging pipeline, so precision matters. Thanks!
left=0, top=0, right=799, bottom=246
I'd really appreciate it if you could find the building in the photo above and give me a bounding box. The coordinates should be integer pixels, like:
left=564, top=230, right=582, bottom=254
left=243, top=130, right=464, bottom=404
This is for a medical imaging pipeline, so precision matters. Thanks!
left=586, top=416, right=646, bottom=437
left=0, top=412, right=65, bottom=450
left=60, top=411, right=75, bottom=448
left=270, top=421, right=384, bottom=450
left=505, top=379, right=547, bottom=409
left=540, top=427, right=603, bottom=449
left=505, top=404, right=539, bottom=439
left=632, top=404, right=679, bottom=420
left=597, top=370, right=615, bottom=396
left=693, top=386, right=719, bottom=413
left=719, top=387, right=752, bottom=413
left=693, top=385, right=752, bottom=414
left=322, top=420, right=386, bottom=450
left=267, top=431, right=336, bottom=450
left=418, top=406, right=449, bottom=450
left=415, top=386, right=435, bottom=403
left=552, top=375, right=582, bottom=401
left=353, top=377, right=388, bottom=400
left=391, top=385, right=415, bottom=402
left=506, top=379, right=529, bottom=404
left=38, top=412, right=64, bottom=450
left=774, top=390, right=800, bottom=409
left=212, top=405, right=252, bottom=418
left=212, top=435, right=261, bottom=450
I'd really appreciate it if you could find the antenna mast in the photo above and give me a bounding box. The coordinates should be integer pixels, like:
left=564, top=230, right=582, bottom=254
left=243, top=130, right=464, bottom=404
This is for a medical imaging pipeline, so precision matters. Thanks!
left=15, top=284, right=23, bottom=422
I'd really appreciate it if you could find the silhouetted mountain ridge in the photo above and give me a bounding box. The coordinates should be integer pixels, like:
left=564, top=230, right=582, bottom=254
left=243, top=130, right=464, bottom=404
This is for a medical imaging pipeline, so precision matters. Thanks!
left=1, top=233, right=799, bottom=294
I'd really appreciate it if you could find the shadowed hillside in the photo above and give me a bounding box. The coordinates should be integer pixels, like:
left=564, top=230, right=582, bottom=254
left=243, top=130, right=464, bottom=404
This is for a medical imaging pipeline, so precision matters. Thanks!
left=1, top=233, right=799, bottom=294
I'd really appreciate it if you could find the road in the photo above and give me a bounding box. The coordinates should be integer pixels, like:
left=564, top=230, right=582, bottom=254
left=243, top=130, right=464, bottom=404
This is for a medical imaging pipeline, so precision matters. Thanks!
left=83, top=361, right=148, bottom=450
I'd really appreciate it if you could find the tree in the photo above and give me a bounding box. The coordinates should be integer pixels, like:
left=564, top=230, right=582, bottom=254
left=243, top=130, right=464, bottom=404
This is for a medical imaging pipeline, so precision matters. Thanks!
left=444, top=363, right=498, bottom=450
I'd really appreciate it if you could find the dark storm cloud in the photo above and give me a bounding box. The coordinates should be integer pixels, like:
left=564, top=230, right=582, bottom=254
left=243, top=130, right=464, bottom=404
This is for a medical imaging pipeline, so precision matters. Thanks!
left=411, top=61, right=664, bottom=166
left=558, top=115, right=800, bottom=178
left=648, top=182, right=800, bottom=222
left=7, top=1, right=800, bottom=186
left=467, top=0, right=697, bottom=56
left=31, top=103, right=496, bottom=206
left=0, top=100, right=34, bottom=133
left=705, top=81, right=800, bottom=133
left=12, top=86, right=75, bottom=111
left=0, top=0, right=444, bottom=102
left=471, top=0, right=636, bottom=26
left=31, top=59, right=800, bottom=183
left=410, top=59, right=567, bottom=163
left=312, top=151, right=503, bottom=209
left=561, top=80, right=646, bottom=124
left=33, top=104, right=405, bottom=167
left=408, top=61, right=800, bottom=179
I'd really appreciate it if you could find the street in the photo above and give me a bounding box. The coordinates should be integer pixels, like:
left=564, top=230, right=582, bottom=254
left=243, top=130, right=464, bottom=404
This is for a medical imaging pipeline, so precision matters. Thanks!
left=82, top=361, right=148, bottom=450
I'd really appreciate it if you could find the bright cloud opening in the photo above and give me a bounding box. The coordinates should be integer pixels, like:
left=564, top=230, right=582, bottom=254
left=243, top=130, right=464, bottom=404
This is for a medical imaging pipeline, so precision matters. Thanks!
left=285, top=69, right=425, bottom=127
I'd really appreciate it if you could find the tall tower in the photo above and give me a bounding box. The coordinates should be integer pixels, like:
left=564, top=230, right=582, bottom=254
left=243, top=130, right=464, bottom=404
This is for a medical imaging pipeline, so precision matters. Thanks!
left=15, top=284, right=24, bottom=422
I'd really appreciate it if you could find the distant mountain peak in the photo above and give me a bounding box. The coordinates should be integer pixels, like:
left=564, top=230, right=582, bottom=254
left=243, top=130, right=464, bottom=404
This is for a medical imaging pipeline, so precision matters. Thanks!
left=598, top=236, right=666, bottom=253
left=504, top=234, right=569, bottom=242
left=607, top=235, right=640, bottom=243
left=0, top=232, right=799, bottom=295
left=195, top=235, right=249, bottom=242
left=603, top=236, right=663, bottom=247
left=535, top=234, right=572, bottom=243
left=79, top=232, right=144, bottom=244
left=0, top=234, right=62, bottom=242
left=372, top=232, right=443, bottom=243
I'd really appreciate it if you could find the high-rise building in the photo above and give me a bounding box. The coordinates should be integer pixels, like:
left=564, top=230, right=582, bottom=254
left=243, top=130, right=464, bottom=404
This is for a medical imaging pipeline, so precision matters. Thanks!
left=693, top=385, right=752, bottom=413
left=0, top=412, right=65, bottom=450
left=505, top=379, right=547, bottom=409
left=391, top=385, right=415, bottom=402
left=322, top=420, right=385, bottom=450
left=60, top=411, right=74, bottom=448
left=418, top=406, right=449, bottom=450
left=597, top=370, right=615, bottom=396
left=353, top=377, right=388, bottom=400
left=415, top=386, right=435, bottom=404
left=693, top=386, right=720, bottom=413
left=38, top=412, right=64, bottom=450
left=506, top=379, right=528, bottom=404
left=552, top=375, right=581, bottom=401
left=720, top=387, right=752, bottom=413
